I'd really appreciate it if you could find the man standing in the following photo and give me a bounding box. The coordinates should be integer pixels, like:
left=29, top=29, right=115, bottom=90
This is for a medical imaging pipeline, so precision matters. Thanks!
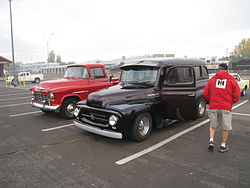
left=203, top=63, right=240, bottom=153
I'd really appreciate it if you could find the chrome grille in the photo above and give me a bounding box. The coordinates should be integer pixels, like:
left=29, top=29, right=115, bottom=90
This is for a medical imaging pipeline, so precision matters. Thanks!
left=81, top=109, right=109, bottom=124
left=34, top=94, right=50, bottom=102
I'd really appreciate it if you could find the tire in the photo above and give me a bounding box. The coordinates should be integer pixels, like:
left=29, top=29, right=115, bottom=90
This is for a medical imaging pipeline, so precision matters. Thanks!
left=131, top=112, right=152, bottom=142
left=60, top=98, right=80, bottom=119
left=241, top=88, right=247, bottom=96
left=196, top=97, right=206, bottom=118
left=34, top=78, right=40, bottom=83
left=11, top=79, right=17, bottom=87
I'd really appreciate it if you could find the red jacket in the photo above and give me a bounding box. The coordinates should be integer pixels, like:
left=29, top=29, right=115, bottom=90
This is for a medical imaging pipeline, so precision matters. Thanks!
left=203, top=71, right=241, bottom=111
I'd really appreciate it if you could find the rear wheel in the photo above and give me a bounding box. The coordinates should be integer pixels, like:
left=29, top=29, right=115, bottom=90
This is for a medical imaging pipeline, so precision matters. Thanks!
left=60, top=98, right=80, bottom=119
left=131, top=112, right=152, bottom=142
left=196, top=97, right=206, bottom=118
left=241, top=87, right=247, bottom=96
left=11, top=79, right=17, bottom=87
left=34, top=78, right=40, bottom=83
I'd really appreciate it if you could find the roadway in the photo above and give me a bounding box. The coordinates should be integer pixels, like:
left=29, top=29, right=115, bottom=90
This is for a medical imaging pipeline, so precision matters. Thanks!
left=0, top=81, right=249, bottom=188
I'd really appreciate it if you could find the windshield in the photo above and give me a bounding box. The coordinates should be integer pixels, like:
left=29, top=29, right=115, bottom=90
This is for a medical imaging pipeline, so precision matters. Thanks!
left=64, top=66, right=89, bottom=78
left=120, top=67, right=158, bottom=87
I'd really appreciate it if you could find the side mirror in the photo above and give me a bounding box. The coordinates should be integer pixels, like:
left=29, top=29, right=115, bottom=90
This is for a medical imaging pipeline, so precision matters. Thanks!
left=109, top=75, right=114, bottom=82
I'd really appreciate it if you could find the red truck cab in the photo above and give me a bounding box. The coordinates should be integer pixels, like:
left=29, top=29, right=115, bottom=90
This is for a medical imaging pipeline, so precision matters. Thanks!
left=31, top=64, right=117, bottom=119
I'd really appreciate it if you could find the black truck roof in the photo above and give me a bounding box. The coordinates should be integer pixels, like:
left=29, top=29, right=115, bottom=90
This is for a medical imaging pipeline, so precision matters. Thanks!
left=121, top=58, right=206, bottom=68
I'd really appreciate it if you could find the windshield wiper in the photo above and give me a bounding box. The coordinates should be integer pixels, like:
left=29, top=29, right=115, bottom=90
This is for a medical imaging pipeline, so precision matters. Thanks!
left=120, top=81, right=155, bottom=88
left=130, top=81, right=155, bottom=87
left=120, top=81, right=128, bottom=86
left=120, top=81, right=141, bottom=88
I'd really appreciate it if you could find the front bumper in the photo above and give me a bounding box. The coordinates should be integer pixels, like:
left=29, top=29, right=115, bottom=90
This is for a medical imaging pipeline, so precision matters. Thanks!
left=73, top=119, right=123, bottom=139
left=31, top=101, right=60, bottom=111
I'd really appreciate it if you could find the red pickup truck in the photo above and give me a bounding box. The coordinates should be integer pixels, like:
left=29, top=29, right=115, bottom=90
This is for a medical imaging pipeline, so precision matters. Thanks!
left=31, top=64, right=118, bottom=119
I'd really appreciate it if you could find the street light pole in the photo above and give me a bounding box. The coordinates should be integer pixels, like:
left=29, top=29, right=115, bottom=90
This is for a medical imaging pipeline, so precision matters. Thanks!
left=8, top=0, right=17, bottom=86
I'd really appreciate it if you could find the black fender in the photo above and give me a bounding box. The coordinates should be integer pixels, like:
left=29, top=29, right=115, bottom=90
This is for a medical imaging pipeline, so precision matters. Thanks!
left=108, top=101, right=161, bottom=137
left=109, top=102, right=153, bottom=120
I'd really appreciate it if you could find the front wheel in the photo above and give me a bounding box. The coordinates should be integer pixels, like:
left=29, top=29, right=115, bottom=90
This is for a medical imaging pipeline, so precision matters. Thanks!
left=60, top=98, right=80, bottom=119
left=131, top=112, right=152, bottom=142
left=196, top=97, right=206, bottom=118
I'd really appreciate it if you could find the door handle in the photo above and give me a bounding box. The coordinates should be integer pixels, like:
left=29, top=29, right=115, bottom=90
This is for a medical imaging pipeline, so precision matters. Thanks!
left=188, top=94, right=195, bottom=97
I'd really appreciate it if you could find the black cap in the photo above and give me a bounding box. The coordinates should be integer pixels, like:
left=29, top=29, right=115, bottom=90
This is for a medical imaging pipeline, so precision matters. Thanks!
left=218, top=63, right=228, bottom=70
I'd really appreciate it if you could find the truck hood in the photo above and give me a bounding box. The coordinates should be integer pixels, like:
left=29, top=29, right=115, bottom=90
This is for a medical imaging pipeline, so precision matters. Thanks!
left=33, top=78, right=81, bottom=92
left=86, top=84, right=158, bottom=108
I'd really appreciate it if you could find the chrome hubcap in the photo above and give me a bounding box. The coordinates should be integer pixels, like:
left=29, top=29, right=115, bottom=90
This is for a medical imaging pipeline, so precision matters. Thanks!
left=199, top=102, right=205, bottom=115
left=66, top=103, right=76, bottom=116
left=138, top=117, right=150, bottom=136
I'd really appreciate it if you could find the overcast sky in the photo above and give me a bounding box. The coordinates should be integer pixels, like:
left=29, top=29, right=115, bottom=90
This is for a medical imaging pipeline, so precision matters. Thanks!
left=0, top=0, right=250, bottom=63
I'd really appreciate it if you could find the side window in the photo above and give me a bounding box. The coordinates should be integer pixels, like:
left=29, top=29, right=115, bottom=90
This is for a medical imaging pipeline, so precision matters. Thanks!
left=201, top=66, right=209, bottom=79
left=82, top=67, right=89, bottom=79
left=166, top=67, right=194, bottom=85
left=26, top=73, right=29, bottom=76
left=194, top=66, right=202, bottom=80
left=90, top=68, right=105, bottom=79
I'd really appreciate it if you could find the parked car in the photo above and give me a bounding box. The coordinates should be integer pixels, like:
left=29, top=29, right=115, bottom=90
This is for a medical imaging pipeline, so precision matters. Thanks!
left=229, top=73, right=249, bottom=96
left=30, top=64, right=118, bottom=119
left=73, top=58, right=209, bottom=141
left=209, top=73, right=249, bottom=96
left=7, top=72, right=44, bottom=84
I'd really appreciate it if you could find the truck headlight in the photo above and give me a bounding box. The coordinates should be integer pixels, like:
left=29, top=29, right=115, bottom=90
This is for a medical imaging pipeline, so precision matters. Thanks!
left=31, top=90, right=34, bottom=95
left=109, top=115, right=118, bottom=126
left=48, top=92, right=54, bottom=100
left=73, top=107, right=80, bottom=117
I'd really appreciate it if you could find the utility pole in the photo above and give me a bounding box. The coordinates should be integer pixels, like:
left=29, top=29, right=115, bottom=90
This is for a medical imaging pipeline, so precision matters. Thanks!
left=9, top=0, right=17, bottom=86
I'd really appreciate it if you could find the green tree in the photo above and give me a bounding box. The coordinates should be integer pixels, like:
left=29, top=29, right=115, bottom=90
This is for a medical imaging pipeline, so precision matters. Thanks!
left=230, top=38, right=250, bottom=63
left=56, top=55, right=62, bottom=63
left=59, top=62, right=66, bottom=65
left=47, top=51, right=55, bottom=63
left=218, top=56, right=229, bottom=61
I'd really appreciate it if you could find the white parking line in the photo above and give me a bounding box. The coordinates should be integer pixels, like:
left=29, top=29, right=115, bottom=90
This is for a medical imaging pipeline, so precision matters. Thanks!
left=41, top=124, right=74, bottom=132
left=9, top=111, right=42, bottom=117
left=0, top=92, right=30, bottom=97
left=13, top=87, right=31, bottom=90
left=0, top=96, right=30, bottom=101
left=115, top=100, right=248, bottom=165
left=0, top=102, right=30, bottom=108
left=0, top=90, right=29, bottom=94
left=232, top=112, right=250, bottom=117
left=0, top=85, right=30, bottom=89
left=115, top=119, right=210, bottom=165
left=232, top=100, right=248, bottom=110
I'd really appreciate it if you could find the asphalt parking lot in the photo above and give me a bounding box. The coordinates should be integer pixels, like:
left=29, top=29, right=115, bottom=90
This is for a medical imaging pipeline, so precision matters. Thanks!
left=0, top=81, right=250, bottom=188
